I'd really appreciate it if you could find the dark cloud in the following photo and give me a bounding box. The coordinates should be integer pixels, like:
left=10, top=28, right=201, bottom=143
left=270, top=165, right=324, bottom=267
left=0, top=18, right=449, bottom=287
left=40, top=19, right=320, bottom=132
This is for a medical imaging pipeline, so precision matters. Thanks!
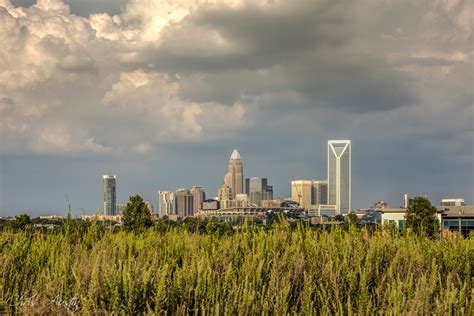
left=0, top=0, right=472, bottom=215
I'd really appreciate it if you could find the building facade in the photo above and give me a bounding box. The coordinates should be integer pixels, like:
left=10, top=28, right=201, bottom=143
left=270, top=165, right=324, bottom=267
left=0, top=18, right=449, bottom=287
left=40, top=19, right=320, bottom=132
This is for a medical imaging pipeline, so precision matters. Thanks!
left=312, top=180, right=328, bottom=205
left=103, top=175, right=117, bottom=215
left=175, top=189, right=193, bottom=218
left=190, top=186, right=206, bottom=213
left=440, top=198, right=465, bottom=206
left=158, top=190, right=175, bottom=217
left=328, top=140, right=351, bottom=214
left=245, top=177, right=273, bottom=206
left=224, top=149, right=243, bottom=200
left=291, top=180, right=313, bottom=210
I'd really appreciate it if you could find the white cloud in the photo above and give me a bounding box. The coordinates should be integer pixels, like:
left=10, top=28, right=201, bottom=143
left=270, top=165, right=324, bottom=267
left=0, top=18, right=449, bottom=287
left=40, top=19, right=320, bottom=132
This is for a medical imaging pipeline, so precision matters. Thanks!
left=0, top=0, right=471, bottom=158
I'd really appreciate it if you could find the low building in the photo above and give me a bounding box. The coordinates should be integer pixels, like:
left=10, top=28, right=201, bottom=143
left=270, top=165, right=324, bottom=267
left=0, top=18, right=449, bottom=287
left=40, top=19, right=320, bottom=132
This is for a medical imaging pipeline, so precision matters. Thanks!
left=375, top=208, right=444, bottom=230
left=82, top=214, right=122, bottom=222
left=308, top=205, right=337, bottom=217
left=39, top=215, right=64, bottom=220
left=202, top=199, right=220, bottom=210
left=438, top=205, right=474, bottom=237
left=261, top=199, right=280, bottom=208
left=440, top=198, right=465, bottom=207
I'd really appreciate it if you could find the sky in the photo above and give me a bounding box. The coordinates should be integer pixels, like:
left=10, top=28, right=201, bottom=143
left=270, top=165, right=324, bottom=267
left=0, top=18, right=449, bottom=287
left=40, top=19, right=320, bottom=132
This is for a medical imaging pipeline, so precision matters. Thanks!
left=0, top=0, right=473, bottom=216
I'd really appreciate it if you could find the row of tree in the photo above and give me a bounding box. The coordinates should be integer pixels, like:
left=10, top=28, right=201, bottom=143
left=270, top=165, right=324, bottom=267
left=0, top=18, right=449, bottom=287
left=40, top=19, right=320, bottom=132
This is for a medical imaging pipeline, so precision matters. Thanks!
left=5, top=196, right=442, bottom=238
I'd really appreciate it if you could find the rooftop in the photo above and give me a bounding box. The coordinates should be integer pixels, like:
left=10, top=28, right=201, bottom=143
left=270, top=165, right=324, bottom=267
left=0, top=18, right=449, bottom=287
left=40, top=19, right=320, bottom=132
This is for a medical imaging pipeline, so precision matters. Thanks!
left=230, top=149, right=241, bottom=160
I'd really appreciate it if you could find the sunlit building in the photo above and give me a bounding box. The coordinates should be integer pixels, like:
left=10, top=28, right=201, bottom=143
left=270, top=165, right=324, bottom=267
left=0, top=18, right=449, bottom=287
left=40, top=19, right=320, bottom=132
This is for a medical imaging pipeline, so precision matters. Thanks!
left=328, top=140, right=351, bottom=214
left=158, top=190, right=174, bottom=217
left=224, top=149, right=243, bottom=199
left=291, top=180, right=313, bottom=210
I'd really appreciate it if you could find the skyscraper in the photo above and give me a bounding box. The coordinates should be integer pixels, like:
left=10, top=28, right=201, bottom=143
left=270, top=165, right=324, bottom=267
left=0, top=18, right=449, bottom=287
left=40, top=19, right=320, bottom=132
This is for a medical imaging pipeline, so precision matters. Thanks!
left=312, top=180, right=328, bottom=205
left=245, top=177, right=273, bottom=206
left=190, top=186, right=206, bottom=213
left=224, top=149, right=243, bottom=200
left=158, top=190, right=174, bottom=217
left=103, top=175, right=116, bottom=215
left=175, top=189, right=193, bottom=218
left=217, top=183, right=232, bottom=209
left=328, top=140, right=351, bottom=214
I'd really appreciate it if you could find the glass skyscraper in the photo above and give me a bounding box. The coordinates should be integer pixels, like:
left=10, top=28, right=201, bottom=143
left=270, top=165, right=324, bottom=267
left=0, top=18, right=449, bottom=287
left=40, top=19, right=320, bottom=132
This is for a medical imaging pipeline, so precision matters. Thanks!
left=328, top=140, right=351, bottom=214
left=103, top=175, right=117, bottom=215
left=245, top=177, right=273, bottom=206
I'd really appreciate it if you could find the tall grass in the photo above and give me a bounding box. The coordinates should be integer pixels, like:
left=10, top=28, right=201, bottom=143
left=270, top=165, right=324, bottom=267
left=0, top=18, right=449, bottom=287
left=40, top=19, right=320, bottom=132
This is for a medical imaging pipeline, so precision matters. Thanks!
left=1, top=222, right=473, bottom=314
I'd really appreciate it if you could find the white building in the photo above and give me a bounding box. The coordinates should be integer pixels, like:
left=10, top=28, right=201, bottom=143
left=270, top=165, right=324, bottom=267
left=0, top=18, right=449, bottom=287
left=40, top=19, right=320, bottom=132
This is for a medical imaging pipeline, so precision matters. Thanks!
left=328, top=140, right=351, bottom=214
left=440, top=198, right=465, bottom=207
left=158, top=190, right=174, bottom=218
left=375, top=208, right=443, bottom=229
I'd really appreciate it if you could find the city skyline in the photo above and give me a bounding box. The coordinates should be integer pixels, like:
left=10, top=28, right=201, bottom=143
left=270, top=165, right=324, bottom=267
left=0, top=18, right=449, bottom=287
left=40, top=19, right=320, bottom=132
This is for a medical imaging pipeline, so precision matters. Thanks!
left=1, top=0, right=472, bottom=216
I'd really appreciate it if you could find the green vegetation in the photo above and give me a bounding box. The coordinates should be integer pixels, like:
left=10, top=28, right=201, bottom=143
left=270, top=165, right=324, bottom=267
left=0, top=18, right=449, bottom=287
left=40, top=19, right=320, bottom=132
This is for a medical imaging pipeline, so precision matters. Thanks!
left=122, top=195, right=153, bottom=231
left=11, top=214, right=32, bottom=230
left=406, top=196, right=440, bottom=238
left=1, top=221, right=472, bottom=314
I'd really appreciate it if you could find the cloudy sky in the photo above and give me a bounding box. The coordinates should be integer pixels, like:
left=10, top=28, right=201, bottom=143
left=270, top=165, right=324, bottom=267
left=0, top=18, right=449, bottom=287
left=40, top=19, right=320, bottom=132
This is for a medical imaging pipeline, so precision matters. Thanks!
left=0, top=0, right=472, bottom=216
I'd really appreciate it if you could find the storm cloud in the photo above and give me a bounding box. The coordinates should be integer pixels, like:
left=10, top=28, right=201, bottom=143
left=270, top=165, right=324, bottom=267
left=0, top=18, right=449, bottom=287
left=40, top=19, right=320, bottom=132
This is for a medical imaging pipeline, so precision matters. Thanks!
left=1, top=0, right=472, bottom=215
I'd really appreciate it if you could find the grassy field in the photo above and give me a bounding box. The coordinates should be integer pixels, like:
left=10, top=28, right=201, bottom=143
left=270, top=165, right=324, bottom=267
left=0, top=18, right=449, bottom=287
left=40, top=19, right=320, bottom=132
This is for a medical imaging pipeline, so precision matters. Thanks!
left=1, top=221, right=473, bottom=314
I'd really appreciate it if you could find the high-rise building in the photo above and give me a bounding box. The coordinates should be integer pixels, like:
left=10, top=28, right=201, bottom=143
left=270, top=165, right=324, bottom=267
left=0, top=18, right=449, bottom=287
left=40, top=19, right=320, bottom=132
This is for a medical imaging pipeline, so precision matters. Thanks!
left=103, top=175, right=116, bottom=215
left=217, top=183, right=232, bottom=209
left=328, top=140, right=351, bottom=214
left=224, top=149, right=243, bottom=200
left=190, top=186, right=206, bottom=213
left=312, top=180, right=328, bottom=205
left=158, top=190, right=175, bottom=217
left=245, top=177, right=273, bottom=206
left=291, top=180, right=313, bottom=210
left=175, top=189, right=193, bottom=218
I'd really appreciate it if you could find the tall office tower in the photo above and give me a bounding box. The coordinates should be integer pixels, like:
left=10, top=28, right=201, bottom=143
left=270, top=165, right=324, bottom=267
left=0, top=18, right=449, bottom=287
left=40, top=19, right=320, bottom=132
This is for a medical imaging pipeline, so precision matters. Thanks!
left=291, top=180, right=313, bottom=210
left=103, top=175, right=117, bottom=215
left=328, top=140, right=351, bottom=214
left=217, top=183, right=232, bottom=209
left=224, top=149, right=243, bottom=199
left=158, top=190, right=175, bottom=217
left=190, top=186, right=206, bottom=213
left=312, top=180, right=328, bottom=205
left=245, top=177, right=273, bottom=206
left=175, top=189, right=193, bottom=218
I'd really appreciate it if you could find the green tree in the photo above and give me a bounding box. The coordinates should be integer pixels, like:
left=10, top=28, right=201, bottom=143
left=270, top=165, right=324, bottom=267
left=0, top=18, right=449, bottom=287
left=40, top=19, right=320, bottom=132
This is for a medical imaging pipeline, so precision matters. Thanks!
left=345, top=212, right=359, bottom=226
left=405, top=197, right=439, bottom=238
left=12, top=214, right=32, bottom=230
left=122, top=195, right=152, bottom=231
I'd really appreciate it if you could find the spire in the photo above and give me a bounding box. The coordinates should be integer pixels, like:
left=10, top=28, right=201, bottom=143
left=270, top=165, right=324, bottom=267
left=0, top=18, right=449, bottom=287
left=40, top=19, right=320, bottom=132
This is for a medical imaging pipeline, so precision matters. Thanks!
left=230, top=149, right=241, bottom=160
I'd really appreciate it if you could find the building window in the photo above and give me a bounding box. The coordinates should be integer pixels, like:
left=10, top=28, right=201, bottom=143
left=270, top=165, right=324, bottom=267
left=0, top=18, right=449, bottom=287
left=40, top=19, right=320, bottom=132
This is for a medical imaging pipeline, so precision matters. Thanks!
left=398, top=220, right=405, bottom=230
